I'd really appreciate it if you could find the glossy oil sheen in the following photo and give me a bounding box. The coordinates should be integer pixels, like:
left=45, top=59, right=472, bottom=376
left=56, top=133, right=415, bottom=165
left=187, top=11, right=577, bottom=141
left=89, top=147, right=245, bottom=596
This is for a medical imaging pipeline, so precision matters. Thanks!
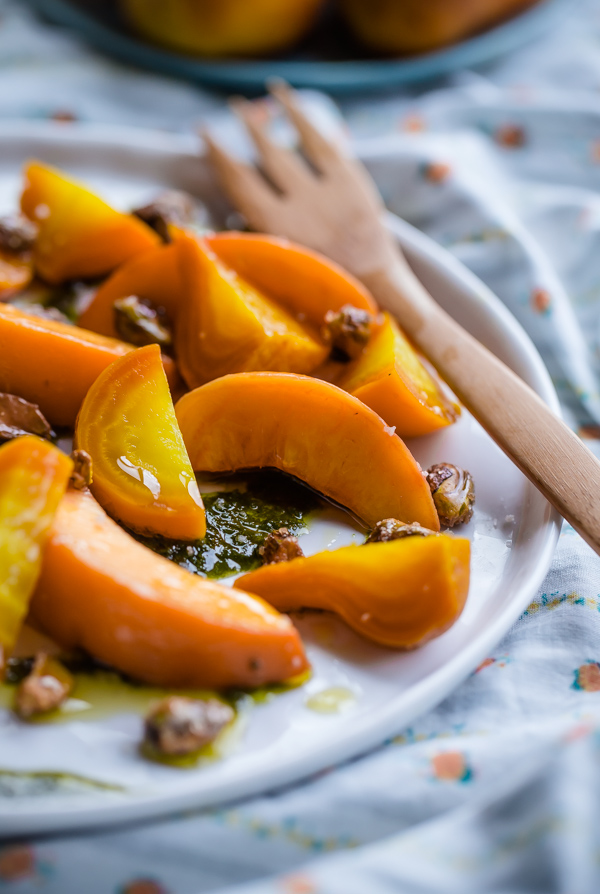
left=135, top=470, right=322, bottom=579
left=75, top=344, right=205, bottom=539
left=2, top=656, right=309, bottom=771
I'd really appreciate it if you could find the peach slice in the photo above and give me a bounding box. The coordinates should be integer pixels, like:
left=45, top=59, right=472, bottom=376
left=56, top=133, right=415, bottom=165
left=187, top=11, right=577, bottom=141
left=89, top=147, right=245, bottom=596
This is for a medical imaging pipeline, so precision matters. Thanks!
left=176, top=372, right=439, bottom=530
left=30, top=489, right=309, bottom=689
left=0, top=302, right=178, bottom=428
left=75, top=344, right=205, bottom=540
left=237, top=534, right=470, bottom=649
left=337, top=312, right=459, bottom=438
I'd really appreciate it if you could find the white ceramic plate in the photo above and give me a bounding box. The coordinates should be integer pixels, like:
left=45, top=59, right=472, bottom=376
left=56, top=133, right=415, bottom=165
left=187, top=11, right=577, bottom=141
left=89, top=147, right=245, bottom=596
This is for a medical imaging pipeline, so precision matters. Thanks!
left=0, top=122, right=561, bottom=837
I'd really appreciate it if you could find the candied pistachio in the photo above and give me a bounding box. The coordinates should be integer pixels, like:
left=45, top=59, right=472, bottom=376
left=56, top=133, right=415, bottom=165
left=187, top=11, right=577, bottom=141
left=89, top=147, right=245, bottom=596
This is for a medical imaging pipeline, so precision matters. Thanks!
left=132, top=190, right=202, bottom=243
left=0, top=392, right=53, bottom=443
left=366, top=519, right=439, bottom=543
left=425, top=463, right=475, bottom=528
left=259, top=528, right=305, bottom=565
left=70, top=449, right=93, bottom=490
left=0, top=215, right=36, bottom=256
left=14, top=653, right=73, bottom=720
left=113, top=294, right=172, bottom=349
left=322, top=304, right=374, bottom=361
left=144, top=696, right=234, bottom=757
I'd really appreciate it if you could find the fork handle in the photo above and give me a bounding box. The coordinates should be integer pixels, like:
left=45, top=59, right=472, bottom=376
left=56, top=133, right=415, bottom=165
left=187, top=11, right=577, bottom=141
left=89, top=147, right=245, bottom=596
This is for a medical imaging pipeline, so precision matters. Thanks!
left=364, top=258, right=600, bottom=554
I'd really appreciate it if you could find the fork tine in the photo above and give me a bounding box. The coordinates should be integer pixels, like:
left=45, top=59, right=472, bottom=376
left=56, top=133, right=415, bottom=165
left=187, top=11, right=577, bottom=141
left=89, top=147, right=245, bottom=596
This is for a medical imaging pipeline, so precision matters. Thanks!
left=230, top=98, right=313, bottom=194
left=201, top=130, right=279, bottom=231
left=267, top=80, right=343, bottom=173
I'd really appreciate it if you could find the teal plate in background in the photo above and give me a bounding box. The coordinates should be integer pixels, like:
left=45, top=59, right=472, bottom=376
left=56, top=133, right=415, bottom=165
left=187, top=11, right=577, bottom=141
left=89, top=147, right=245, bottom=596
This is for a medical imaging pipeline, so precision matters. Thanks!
left=28, top=0, right=570, bottom=94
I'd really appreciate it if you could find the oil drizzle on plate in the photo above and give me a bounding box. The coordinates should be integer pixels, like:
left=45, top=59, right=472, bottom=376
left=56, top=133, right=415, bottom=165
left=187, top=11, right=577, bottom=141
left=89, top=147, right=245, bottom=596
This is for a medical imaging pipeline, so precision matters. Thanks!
left=1, top=661, right=311, bottom=771
left=0, top=769, right=124, bottom=798
left=305, top=687, right=356, bottom=714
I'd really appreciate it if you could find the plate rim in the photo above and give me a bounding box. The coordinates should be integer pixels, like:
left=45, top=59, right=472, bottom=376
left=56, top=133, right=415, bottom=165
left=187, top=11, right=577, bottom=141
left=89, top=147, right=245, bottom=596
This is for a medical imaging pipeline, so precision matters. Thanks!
left=0, top=122, right=562, bottom=837
left=27, top=0, right=571, bottom=93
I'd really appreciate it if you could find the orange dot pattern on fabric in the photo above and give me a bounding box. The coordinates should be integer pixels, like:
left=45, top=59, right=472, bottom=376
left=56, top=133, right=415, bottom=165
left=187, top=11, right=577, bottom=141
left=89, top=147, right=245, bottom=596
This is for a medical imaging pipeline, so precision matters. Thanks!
left=531, top=288, right=551, bottom=314
left=573, top=662, right=600, bottom=692
left=280, top=874, right=318, bottom=894
left=495, top=124, right=526, bottom=147
left=120, top=880, right=169, bottom=894
left=401, top=114, right=426, bottom=133
left=424, top=162, right=452, bottom=183
left=0, top=846, right=36, bottom=882
left=431, top=750, right=473, bottom=782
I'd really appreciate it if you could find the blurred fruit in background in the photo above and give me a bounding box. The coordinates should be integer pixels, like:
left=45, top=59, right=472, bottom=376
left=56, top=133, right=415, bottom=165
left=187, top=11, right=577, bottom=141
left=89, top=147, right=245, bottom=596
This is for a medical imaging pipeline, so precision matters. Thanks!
left=35, top=0, right=555, bottom=91
left=339, top=0, right=541, bottom=54
left=121, top=0, right=325, bottom=57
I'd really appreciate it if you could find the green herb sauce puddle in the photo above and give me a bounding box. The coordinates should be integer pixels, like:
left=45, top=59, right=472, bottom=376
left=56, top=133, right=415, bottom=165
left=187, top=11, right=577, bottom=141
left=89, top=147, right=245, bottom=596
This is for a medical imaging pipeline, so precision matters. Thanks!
left=1, top=472, right=321, bottom=781
left=134, top=470, right=322, bottom=579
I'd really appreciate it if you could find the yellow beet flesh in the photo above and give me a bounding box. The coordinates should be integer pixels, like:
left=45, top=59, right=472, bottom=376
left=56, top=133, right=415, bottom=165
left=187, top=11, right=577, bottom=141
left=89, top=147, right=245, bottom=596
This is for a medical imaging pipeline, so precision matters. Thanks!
left=75, top=345, right=206, bottom=540
left=237, top=535, right=470, bottom=648
left=338, top=313, right=459, bottom=438
left=174, top=236, right=328, bottom=389
left=21, top=161, right=159, bottom=283
left=0, top=436, right=72, bottom=657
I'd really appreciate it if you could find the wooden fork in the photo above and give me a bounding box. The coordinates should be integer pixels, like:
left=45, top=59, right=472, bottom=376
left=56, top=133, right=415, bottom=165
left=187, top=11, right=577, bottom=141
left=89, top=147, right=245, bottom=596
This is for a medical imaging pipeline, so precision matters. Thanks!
left=203, top=81, right=600, bottom=556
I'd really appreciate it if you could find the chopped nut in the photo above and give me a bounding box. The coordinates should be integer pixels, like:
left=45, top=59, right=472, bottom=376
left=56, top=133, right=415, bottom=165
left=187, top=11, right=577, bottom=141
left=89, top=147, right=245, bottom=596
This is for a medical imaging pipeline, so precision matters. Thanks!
left=366, top=519, right=439, bottom=543
left=132, top=190, right=202, bottom=243
left=425, top=463, right=475, bottom=528
left=322, top=304, right=374, bottom=361
left=0, top=392, right=53, bottom=443
left=144, top=696, right=234, bottom=757
left=0, top=215, right=36, bottom=256
left=259, top=528, right=304, bottom=564
left=14, top=653, right=73, bottom=719
left=70, top=449, right=93, bottom=489
left=113, top=295, right=172, bottom=349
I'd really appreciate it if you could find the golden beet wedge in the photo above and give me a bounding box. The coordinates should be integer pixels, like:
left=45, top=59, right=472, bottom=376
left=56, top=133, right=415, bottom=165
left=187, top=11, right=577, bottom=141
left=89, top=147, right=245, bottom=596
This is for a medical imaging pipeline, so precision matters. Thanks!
left=21, top=161, right=159, bottom=283
left=174, top=235, right=328, bottom=389
left=0, top=302, right=178, bottom=428
left=78, top=241, right=182, bottom=340
left=30, top=490, right=309, bottom=689
left=122, top=0, right=324, bottom=57
left=0, top=436, right=73, bottom=658
left=75, top=344, right=205, bottom=540
left=206, top=232, right=378, bottom=328
left=337, top=312, right=459, bottom=438
left=80, top=232, right=376, bottom=347
left=237, top=534, right=470, bottom=649
left=176, top=372, right=439, bottom=530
